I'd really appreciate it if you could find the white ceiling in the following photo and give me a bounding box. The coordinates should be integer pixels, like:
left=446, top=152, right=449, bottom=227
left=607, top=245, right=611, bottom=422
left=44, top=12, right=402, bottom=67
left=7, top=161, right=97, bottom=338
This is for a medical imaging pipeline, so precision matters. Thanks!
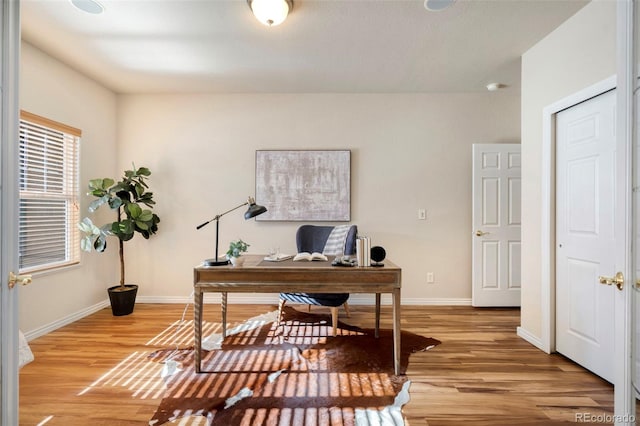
left=21, top=0, right=588, bottom=94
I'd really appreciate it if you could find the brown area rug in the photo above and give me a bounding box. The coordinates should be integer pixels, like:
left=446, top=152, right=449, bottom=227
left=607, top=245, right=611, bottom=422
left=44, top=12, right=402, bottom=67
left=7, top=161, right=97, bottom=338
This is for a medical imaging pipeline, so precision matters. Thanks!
left=148, top=307, right=440, bottom=425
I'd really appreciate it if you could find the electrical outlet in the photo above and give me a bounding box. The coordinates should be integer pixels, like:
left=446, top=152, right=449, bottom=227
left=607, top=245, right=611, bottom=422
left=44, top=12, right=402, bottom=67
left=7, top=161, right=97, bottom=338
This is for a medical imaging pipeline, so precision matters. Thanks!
left=418, top=209, right=426, bottom=220
left=427, top=272, right=435, bottom=283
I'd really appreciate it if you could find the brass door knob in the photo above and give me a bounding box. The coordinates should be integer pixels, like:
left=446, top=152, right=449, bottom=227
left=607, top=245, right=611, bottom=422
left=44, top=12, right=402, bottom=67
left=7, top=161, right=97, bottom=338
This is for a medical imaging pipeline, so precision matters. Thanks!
left=8, top=272, right=32, bottom=289
left=475, top=230, right=490, bottom=237
left=598, top=272, right=624, bottom=291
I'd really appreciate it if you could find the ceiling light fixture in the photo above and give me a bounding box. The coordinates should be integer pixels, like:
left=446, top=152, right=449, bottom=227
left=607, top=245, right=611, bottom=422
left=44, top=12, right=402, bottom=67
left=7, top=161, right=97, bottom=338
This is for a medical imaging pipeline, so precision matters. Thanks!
left=70, top=0, right=104, bottom=14
left=424, top=0, right=455, bottom=12
left=486, top=83, right=507, bottom=91
left=248, top=0, right=293, bottom=26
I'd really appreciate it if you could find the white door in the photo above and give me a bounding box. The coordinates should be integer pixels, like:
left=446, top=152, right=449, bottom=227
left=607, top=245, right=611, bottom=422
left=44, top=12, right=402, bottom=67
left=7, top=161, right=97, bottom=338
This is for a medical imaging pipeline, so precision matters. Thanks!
left=471, top=144, right=522, bottom=307
left=1, top=1, right=21, bottom=423
left=555, top=89, right=616, bottom=383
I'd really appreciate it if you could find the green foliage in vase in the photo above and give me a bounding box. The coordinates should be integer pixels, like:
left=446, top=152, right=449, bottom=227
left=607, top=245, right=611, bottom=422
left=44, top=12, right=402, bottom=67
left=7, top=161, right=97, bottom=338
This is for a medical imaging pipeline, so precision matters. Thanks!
left=226, top=239, right=249, bottom=259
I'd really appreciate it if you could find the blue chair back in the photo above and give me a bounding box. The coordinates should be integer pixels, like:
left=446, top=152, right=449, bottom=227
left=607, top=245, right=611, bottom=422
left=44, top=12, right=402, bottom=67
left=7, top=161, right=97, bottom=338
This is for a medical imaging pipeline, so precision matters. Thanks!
left=296, top=225, right=358, bottom=256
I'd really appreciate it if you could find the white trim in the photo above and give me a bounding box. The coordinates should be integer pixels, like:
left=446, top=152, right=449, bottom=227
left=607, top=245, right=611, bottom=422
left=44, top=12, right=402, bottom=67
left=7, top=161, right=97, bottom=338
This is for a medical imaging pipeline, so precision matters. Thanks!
left=399, top=298, right=472, bottom=306
left=614, top=1, right=634, bottom=422
left=516, top=326, right=547, bottom=353
left=23, top=300, right=109, bottom=341
left=0, top=1, right=21, bottom=424
left=540, top=75, right=616, bottom=354
left=23, top=296, right=475, bottom=341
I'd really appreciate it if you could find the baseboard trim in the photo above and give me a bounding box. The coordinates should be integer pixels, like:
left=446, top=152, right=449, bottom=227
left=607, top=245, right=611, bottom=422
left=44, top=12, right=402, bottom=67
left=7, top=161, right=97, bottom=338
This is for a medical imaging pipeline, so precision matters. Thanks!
left=25, top=296, right=474, bottom=341
left=516, top=326, right=549, bottom=354
left=24, top=299, right=110, bottom=341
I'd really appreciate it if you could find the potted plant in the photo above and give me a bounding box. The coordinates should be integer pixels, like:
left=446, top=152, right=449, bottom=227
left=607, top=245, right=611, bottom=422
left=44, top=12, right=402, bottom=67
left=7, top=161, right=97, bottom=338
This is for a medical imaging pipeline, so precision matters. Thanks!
left=226, top=239, right=249, bottom=267
left=78, top=165, right=161, bottom=316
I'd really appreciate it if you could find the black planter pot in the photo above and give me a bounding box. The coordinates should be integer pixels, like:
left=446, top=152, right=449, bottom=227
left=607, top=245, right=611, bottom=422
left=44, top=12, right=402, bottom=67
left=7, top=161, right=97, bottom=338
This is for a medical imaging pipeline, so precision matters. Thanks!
left=107, top=284, right=138, bottom=316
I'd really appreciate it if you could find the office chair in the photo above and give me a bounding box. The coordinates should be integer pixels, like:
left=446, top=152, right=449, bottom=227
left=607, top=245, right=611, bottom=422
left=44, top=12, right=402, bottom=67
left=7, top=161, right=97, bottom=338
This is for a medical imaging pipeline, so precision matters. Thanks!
left=278, top=224, right=357, bottom=336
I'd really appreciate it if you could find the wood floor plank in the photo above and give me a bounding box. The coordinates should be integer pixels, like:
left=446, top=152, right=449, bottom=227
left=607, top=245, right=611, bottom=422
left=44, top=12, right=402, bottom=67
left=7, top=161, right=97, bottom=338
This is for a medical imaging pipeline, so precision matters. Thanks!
left=19, top=304, right=617, bottom=425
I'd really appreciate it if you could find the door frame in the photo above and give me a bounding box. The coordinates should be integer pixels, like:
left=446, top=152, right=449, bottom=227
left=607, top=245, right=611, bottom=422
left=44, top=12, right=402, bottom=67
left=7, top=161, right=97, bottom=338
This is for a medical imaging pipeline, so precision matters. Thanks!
left=0, top=0, right=21, bottom=423
left=553, top=88, right=617, bottom=383
left=540, top=75, right=616, bottom=354
left=540, top=8, right=636, bottom=418
left=613, top=0, right=634, bottom=419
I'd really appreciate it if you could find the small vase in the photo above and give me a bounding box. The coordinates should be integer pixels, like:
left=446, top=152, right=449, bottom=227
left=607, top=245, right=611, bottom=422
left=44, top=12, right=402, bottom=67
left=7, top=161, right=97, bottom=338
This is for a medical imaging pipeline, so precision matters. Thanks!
left=230, top=256, right=245, bottom=267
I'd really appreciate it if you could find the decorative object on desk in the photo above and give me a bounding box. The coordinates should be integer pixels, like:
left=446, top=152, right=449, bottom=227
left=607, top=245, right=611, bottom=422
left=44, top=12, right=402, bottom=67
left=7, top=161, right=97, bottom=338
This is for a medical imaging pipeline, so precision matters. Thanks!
left=226, top=239, right=249, bottom=267
left=331, top=255, right=357, bottom=266
left=148, top=307, right=440, bottom=426
left=78, top=165, right=160, bottom=316
left=356, top=235, right=371, bottom=266
left=196, top=197, right=267, bottom=266
left=255, top=150, right=351, bottom=221
left=371, top=245, right=387, bottom=267
left=292, top=251, right=328, bottom=261
left=263, top=253, right=293, bottom=262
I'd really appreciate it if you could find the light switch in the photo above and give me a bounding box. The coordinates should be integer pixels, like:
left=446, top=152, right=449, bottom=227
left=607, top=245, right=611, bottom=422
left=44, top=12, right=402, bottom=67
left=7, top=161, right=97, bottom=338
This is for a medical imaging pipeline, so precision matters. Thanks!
left=418, top=209, right=426, bottom=220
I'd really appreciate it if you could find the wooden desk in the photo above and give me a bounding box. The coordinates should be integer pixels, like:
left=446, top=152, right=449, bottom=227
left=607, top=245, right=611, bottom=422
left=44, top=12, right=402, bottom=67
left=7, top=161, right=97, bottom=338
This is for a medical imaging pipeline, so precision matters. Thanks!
left=193, top=254, right=402, bottom=374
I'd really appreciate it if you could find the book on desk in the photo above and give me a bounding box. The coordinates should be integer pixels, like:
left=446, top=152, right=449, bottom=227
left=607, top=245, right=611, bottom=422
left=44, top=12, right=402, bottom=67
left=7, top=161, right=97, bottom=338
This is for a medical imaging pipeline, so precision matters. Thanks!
left=293, top=252, right=328, bottom=262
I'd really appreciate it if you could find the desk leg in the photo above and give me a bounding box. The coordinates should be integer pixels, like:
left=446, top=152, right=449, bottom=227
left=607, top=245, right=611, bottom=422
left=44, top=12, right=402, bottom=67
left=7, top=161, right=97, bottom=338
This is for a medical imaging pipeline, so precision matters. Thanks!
left=375, top=293, right=381, bottom=338
left=392, top=288, right=401, bottom=375
left=194, top=290, right=203, bottom=373
left=221, top=292, right=228, bottom=338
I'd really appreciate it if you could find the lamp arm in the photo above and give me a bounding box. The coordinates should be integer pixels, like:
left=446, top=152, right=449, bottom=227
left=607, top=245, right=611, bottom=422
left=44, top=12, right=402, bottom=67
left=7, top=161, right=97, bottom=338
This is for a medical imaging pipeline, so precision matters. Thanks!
left=216, top=201, right=249, bottom=220
left=195, top=201, right=249, bottom=230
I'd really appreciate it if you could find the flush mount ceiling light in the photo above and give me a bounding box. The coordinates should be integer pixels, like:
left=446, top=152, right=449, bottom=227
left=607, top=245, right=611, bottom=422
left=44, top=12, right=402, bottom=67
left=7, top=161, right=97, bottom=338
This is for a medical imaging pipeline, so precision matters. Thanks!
left=486, top=83, right=507, bottom=91
left=424, top=0, right=455, bottom=12
left=248, top=0, right=293, bottom=26
left=70, top=0, right=104, bottom=14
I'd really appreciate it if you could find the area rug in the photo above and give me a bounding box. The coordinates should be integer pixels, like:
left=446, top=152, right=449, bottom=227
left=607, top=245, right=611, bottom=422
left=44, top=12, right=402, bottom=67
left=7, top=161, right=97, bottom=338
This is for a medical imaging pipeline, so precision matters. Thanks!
left=148, top=307, right=440, bottom=425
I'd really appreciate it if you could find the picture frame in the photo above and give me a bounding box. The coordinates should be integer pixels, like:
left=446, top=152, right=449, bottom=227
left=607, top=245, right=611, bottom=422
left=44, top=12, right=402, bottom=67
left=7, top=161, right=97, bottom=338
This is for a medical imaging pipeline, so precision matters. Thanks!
left=255, top=150, right=351, bottom=221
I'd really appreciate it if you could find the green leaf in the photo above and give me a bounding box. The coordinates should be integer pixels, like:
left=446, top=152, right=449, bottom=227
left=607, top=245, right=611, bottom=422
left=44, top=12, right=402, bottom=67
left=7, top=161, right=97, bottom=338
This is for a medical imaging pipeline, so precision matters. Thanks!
left=135, top=183, right=144, bottom=198
left=138, top=210, right=153, bottom=222
left=137, top=167, right=151, bottom=176
left=94, top=235, right=107, bottom=252
left=88, top=195, right=109, bottom=213
left=113, top=220, right=133, bottom=236
left=120, top=232, right=135, bottom=242
left=78, top=217, right=94, bottom=234
left=135, top=220, right=149, bottom=230
left=88, top=178, right=114, bottom=191
left=80, top=236, right=93, bottom=252
left=101, top=224, right=114, bottom=236
left=108, top=197, right=123, bottom=210
left=126, top=203, right=142, bottom=218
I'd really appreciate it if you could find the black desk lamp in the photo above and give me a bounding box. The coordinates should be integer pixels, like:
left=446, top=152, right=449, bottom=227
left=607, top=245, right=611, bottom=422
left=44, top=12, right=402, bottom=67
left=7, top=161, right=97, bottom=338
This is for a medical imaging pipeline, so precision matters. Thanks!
left=196, top=196, right=267, bottom=266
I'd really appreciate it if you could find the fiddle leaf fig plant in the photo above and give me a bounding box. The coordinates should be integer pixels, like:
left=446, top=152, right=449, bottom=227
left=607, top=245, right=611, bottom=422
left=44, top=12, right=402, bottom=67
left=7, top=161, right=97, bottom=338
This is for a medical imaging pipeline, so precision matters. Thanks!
left=79, top=165, right=160, bottom=290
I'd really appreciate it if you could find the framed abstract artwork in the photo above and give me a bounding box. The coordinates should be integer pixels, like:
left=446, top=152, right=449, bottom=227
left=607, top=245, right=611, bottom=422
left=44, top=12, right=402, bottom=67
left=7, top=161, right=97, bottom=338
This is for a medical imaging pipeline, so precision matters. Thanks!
left=255, top=150, right=351, bottom=221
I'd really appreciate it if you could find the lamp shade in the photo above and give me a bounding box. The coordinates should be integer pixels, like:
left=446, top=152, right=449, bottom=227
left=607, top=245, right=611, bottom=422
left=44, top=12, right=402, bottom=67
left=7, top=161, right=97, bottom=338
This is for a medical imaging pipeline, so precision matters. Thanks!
left=248, top=0, right=292, bottom=26
left=244, top=198, right=267, bottom=219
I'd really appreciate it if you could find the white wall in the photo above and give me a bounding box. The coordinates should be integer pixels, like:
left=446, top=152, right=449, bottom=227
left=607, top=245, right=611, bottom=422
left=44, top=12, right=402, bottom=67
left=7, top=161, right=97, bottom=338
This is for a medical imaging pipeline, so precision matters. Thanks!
left=19, top=42, right=118, bottom=335
left=520, top=0, right=616, bottom=340
left=18, top=43, right=520, bottom=336
left=116, top=92, right=519, bottom=305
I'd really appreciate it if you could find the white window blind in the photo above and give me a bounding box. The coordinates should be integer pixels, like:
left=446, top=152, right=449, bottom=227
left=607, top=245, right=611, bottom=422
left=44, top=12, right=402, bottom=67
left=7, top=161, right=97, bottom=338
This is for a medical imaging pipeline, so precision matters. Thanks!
left=19, top=111, right=81, bottom=273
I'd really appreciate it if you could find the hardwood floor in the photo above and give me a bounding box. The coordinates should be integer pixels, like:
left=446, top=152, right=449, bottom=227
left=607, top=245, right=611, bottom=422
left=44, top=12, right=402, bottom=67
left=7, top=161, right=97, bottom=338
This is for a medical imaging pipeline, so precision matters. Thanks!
left=19, top=304, right=615, bottom=425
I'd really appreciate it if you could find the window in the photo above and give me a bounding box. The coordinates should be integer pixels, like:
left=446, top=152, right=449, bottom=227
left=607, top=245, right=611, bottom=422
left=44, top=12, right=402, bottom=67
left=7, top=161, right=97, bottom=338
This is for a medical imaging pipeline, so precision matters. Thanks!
left=19, top=111, right=81, bottom=273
